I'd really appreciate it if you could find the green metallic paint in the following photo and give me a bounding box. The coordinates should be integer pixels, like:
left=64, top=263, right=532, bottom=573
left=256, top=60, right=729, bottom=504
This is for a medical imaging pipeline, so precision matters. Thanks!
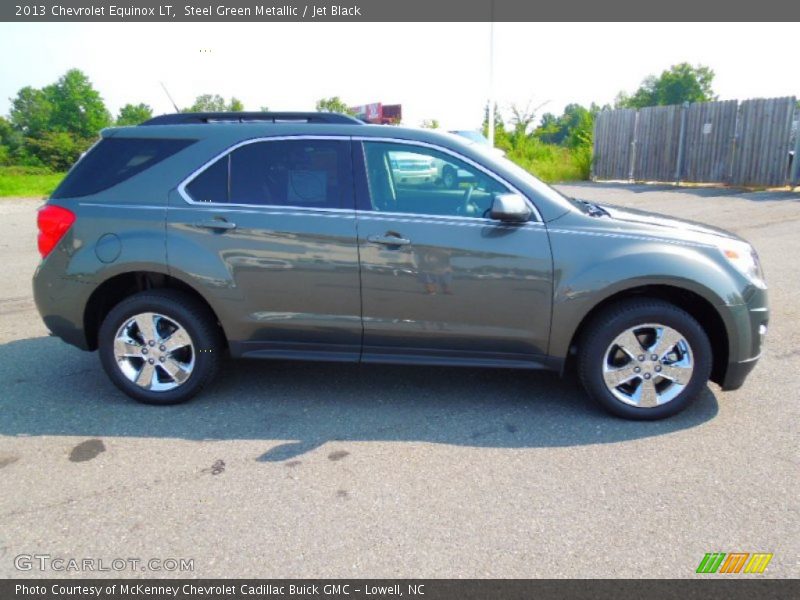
left=33, top=120, right=768, bottom=391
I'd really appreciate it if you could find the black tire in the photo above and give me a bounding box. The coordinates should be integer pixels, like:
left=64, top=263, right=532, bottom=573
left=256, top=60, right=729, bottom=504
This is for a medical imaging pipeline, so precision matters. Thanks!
left=98, top=290, right=222, bottom=405
left=577, top=298, right=712, bottom=420
left=442, top=166, right=458, bottom=189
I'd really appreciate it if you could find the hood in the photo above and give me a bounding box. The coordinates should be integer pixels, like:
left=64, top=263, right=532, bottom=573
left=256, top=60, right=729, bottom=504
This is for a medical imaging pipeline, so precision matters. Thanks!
left=593, top=203, right=743, bottom=246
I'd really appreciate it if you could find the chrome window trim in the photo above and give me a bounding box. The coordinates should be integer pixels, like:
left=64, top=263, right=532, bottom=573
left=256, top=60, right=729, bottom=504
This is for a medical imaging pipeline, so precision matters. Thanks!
left=176, top=135, right=353, bottom=210
left=176, top=134, right=544, bottom=224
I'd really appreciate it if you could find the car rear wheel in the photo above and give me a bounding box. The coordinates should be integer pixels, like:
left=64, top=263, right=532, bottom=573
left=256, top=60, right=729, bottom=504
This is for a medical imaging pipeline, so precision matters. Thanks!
left=578, top=299, right=712, bottom=420
left=98, top=290, right=222, bottom=405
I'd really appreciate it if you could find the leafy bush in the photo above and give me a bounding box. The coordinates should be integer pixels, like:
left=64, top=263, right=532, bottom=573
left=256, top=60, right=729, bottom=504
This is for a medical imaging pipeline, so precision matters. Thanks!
left=483, top=102, right=595, bottom=183
left=495, top=133, right=591, bottom=183
left=24, top=131, right=93, bottom=171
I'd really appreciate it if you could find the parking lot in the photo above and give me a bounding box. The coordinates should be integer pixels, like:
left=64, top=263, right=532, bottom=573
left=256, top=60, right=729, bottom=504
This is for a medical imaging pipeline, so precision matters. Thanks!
left=0, top=183, right=797, bottom=578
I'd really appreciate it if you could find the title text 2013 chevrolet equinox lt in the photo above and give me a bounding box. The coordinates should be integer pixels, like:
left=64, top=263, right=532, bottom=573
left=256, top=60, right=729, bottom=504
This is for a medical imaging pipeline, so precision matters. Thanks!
left=33, top=112, right=769, bottom=419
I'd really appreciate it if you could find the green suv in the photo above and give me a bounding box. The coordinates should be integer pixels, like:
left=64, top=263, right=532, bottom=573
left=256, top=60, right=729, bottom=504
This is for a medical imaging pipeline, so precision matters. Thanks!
left=33, top=112, right=768, bottom=419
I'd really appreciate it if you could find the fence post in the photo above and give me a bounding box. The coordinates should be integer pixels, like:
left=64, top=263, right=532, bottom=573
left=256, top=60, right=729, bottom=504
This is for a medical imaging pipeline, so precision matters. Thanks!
left=791, top=108, right=800, bottom=187
left=675, top=102, right=689, bottom=183
left=727, top=101, right=742, bottom=185
left=591, top=116, right=599, bottom=181
left=628, top=111, right=639, bottom=181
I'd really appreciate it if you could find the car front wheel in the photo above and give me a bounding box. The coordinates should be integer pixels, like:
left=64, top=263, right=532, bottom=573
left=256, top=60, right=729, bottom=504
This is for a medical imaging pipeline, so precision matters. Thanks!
left=98, top=290, right=222, bottom=405
left=578, top=299, right=712, bottom=420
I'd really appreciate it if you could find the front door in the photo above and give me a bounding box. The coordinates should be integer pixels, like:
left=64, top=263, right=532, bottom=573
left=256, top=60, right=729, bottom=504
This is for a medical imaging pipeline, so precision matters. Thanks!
left=354, top=140, right=553, bottom=367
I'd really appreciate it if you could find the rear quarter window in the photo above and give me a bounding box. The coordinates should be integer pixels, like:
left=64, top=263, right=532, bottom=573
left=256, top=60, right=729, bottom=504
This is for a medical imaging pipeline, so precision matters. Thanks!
left=51, top=137, right=195, bottom=199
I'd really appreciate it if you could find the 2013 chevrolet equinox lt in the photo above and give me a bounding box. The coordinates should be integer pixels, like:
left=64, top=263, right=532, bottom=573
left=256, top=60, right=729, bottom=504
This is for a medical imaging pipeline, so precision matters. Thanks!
left=33, top=112, right=769, bottom=420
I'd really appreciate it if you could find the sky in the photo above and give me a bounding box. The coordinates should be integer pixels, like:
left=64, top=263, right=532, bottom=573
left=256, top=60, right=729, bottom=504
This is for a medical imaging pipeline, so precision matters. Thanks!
left=0, top=22, right=796, bottom=130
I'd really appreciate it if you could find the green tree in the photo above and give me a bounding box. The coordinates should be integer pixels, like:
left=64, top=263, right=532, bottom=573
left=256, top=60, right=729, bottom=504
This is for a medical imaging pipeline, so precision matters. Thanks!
left=9, top=86, right=53, bottom=137
left=535, top=103, right=594, bottom=148
left=315, top=96, right=355, bottom=114
left=616, top=63, right=716, bottom=108
left=508, top=101, right=548, bottom=140
left=44, top=69, right=112, bottom=138
left=481, top=102, right=504, bottom=133
left=420, top=118, right=440, bottom=129
left=7, top=69, right=110, bottom=169
left=184, top=94, right=244, bottom=112
left=0, top=116, right=20, bottom=165
left=116, top=103, right=153, bottom=126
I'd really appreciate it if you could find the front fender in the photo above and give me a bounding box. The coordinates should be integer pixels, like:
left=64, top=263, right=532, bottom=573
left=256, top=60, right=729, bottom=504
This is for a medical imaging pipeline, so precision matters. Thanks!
left=547, top=233, right=746, bottom=360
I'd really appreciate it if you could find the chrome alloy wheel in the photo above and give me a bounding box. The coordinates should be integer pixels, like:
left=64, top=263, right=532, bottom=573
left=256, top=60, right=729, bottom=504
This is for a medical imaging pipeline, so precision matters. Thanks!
left=113, top=312, right=195, bottom=392
left=602, top=323, right=694, bottom=408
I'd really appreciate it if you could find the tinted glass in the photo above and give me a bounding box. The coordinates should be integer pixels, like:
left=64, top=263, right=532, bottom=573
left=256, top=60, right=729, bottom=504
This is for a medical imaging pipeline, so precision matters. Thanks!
left=186, top=155, right=228, bottom=203
left=52, top=138, right=194, bottom=198
left=184, top=140, right=348, bottom=208
left=362, top=142, right=509, bottom=218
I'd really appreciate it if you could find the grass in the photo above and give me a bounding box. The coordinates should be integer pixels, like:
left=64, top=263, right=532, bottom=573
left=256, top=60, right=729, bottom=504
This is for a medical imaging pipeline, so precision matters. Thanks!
left=0, top=166, right=65, bottom=197
left=504, top=140, right=593, bottom=184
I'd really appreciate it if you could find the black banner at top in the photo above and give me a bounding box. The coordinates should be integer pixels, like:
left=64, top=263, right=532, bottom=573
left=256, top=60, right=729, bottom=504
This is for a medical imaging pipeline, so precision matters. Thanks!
left=2, top=0, right=799, bottom=22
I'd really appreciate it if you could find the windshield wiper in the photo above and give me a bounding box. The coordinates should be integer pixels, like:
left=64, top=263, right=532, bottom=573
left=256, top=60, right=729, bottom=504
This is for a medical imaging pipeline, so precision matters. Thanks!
left=576, top=198, right=610, bottom=218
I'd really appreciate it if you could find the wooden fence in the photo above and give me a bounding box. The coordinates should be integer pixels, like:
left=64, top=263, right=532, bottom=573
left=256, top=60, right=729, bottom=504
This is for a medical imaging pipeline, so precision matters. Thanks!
left=593, top=96, right=798, bottom=187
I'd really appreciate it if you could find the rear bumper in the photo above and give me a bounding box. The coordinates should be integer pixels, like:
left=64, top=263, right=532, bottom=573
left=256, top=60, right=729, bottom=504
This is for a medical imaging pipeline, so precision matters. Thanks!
left=32, top=260, right=93, bottom=351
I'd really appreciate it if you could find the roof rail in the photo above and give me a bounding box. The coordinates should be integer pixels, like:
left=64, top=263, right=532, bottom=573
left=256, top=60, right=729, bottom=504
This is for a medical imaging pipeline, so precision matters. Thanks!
left=140, top=112, right=364, bottom=126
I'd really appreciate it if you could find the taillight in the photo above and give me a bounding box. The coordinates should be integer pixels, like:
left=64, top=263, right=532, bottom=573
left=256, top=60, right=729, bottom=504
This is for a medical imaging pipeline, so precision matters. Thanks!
left=37, top=205, right=75, bottom=258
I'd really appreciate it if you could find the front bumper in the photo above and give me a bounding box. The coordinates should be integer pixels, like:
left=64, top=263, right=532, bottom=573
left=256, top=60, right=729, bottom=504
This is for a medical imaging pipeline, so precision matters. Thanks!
left=721, top=355, right=760, bottom=391
left=393, top=170, right=437, bottom=185
left=719, top=286, right=768, bottom=391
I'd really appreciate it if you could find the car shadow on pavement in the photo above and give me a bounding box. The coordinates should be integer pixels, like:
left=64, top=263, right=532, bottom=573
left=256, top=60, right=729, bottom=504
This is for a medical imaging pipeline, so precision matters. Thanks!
left=0, top=336, right=719, bottom=460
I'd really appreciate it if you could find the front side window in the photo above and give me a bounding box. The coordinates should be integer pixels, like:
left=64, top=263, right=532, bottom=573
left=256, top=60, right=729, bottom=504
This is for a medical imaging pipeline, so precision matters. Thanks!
left=185, top=139, right=348, bottom=209
left=362, top=141, right=510, bottom=218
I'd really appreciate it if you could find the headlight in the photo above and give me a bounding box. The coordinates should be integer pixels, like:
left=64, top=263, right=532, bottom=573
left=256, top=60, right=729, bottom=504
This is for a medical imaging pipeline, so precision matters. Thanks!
left=719, top=240, right=766, bottom=289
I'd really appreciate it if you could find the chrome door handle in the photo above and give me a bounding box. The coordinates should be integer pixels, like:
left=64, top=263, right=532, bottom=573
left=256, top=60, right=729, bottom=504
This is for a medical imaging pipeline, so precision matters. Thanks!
left=195, top=219, right=236, bottom=231
left=367, top=234, right=411, bottom=246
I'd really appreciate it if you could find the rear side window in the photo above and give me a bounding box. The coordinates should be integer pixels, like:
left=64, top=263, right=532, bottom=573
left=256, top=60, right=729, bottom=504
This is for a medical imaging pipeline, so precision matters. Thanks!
left=184, top=139, right=349, bottom=209
left=186, top=155, right=228, bottom=204
left=52, top=137, right=195, bottom=199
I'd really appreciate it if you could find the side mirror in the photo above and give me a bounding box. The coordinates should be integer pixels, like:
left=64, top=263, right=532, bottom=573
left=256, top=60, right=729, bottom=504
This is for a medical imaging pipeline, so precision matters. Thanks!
left=490, top=193, right=532, bottom=222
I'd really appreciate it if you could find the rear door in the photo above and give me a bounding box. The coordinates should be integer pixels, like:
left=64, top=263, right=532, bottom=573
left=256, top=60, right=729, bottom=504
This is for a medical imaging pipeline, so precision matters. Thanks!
left=167, top=137, right=362, bottom=360
left=354, top=139, right=553, bottom=367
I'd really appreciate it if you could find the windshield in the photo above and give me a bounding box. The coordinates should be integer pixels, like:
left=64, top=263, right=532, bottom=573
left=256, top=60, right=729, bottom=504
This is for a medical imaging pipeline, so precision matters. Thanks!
left=450, top=130, right=490, bottom=145
left=490, top=154, right=575, bottom=213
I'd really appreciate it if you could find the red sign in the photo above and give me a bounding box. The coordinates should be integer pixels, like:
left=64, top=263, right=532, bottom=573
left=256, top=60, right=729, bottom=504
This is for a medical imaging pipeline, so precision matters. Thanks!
left=350, top=102, right=402, bottom=124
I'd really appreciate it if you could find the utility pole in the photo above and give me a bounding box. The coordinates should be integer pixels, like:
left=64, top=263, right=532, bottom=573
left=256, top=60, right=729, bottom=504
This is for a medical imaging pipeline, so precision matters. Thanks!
left=487, top=1, right=495, bottom=147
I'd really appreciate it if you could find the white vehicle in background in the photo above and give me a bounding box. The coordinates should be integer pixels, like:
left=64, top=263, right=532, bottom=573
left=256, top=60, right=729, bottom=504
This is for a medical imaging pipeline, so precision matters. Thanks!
left=434, top=158, right=474, bottom=189
left=434, top=130, right=505, bottom=188
left=389, top=151, right=438, bottom=186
